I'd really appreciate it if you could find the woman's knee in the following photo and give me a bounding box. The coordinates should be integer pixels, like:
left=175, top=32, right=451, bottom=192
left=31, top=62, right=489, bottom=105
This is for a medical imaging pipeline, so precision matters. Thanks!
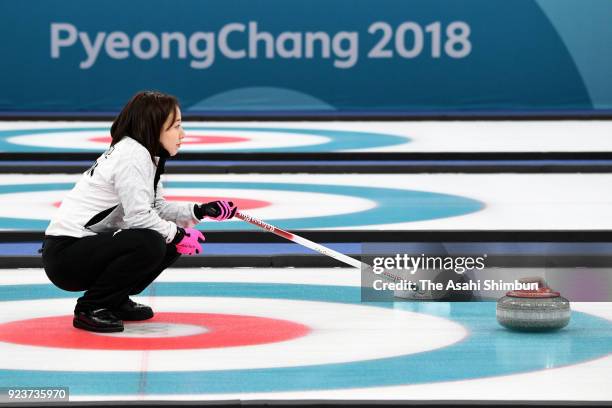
left=117, top=229, right=167, bottom=260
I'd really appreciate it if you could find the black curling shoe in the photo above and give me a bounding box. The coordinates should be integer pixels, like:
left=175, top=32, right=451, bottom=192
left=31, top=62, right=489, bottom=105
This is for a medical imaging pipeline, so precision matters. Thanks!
left=73, top=308, right=124, bottom=333
left=114, top=298, right=154, bottom=321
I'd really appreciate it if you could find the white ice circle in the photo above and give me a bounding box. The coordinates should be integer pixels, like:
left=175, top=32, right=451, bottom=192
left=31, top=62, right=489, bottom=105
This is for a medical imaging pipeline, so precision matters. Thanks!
left=0, top=188, right=375, bottom=222
left=97, top=323, right=208, bottom=338
left=0, top=297, right=467, bottom=372
left=6, top=129, right=329, bottom=151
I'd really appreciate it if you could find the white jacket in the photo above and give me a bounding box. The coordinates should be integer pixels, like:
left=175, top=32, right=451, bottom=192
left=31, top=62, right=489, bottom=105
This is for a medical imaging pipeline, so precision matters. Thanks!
left=46, top=137, right=200, bottom=243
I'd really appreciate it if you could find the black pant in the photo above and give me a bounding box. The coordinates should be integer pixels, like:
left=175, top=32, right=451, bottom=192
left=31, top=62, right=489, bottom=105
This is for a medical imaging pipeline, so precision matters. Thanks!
left=42, top=229, right=180, bottom=311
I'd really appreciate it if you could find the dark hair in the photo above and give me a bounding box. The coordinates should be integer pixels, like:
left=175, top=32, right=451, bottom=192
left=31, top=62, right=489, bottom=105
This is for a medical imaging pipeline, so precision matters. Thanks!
left=110, top=91, right=179, bottom=163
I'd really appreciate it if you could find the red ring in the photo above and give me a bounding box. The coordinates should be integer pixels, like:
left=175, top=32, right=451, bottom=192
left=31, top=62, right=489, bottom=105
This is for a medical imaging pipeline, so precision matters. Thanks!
left=53, top=197, right=271, bottom=210
left=0, top=313, right=310, bottom=350
left=163, top=196, right=270, bottom=210
left=89, top=135, right=249, bottom=145
left=506, top=290, right=560, bottom=298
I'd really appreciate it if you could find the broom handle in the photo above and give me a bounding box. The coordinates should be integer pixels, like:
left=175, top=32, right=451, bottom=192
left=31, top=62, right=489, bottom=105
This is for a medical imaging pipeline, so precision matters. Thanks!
left=235, top=211, right=366, bottom=269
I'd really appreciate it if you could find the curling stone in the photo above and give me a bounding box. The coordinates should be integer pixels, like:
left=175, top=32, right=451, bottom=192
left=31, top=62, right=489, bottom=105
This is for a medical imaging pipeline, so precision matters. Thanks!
left=496, top=278, right=570, bottom=332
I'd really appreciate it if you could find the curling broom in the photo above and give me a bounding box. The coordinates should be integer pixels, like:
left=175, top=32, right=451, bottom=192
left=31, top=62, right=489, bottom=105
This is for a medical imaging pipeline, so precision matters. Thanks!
left=236, top=211, right=401, bottom=282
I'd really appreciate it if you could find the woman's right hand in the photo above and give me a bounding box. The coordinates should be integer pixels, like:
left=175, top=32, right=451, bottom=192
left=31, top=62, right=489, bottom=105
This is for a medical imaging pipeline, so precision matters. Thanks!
left=174, top=227, right=205, bottom=255
left=200, top=200, right=237, bottom=221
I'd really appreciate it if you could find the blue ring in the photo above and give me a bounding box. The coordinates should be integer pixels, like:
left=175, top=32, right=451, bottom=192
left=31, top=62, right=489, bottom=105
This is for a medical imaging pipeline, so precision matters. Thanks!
left=0, top=281, right=611, bottom=395
left=0, top=127, right=409, bottom=152
left=0, top=181, right=484, bottom=230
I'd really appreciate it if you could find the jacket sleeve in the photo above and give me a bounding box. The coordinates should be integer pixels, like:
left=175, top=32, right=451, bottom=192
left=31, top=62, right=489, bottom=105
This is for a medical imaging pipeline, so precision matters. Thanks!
left=154, top=178, right=200, bottom=228
left=113, top=148, right=179, bottom=243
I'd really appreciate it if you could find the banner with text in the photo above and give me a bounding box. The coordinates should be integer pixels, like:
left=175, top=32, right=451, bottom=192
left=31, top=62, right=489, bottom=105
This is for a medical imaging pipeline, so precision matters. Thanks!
left=0, top=0, right=611, bottom=115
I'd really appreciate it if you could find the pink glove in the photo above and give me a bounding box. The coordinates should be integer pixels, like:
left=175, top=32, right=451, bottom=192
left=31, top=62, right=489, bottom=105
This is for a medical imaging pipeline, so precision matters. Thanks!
left=175, top=227, right=205, bottom=255
left=196, top=200, right=237, bottom=221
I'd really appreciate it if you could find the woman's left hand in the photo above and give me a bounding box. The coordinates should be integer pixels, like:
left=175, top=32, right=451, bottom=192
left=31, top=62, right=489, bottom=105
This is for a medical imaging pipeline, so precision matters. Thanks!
left=175, top=227, right=206, bottom=255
